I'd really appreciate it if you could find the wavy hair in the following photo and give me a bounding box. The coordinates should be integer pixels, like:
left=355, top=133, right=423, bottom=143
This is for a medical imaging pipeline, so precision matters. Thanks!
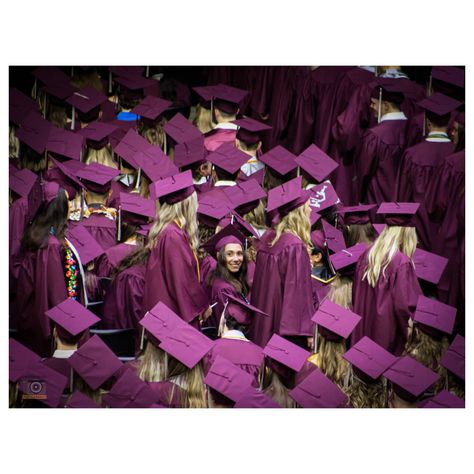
left=167, top=357, right=207, bottom=408
left=345, top=369, right=388, bottom=408
left=270, top=203, right=312, bottom=252
left=343, top=222, right=377, bottom=247
left=84, top=145, right=118, bottom=169
left=314, top=337, right=349, bottom=389
left=363, top=226, right=417, bottom=287
left=261, top=368, right=296, bottom=408
left=147, top=191, right=200, bottom=253
left=137, top=340, right=166, bottom=382
left=327, top=275, right=353, bottom=309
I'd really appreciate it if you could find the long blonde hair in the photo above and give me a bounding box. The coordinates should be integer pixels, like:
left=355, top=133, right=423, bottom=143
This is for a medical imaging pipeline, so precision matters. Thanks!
left=193, top=104, right=214, bottom=134
left=244, top=199, right=267, bottom=231
left=363, top=226, right=417, bottom=287
left=167, top=358, right=208, bottom=408
left=9, top=125, right=20, bottom=158
left=137, top=341, right=166, bottom=382
left=83, top=146, right=118, bottom=169
left=262, top=369, right=296, bottom=408
left=314, top=337, right=349, bottom=389
left=270, top=204, right=312, bottom=252
left=147, top=191, right=200, bottom=253
left=345, top=369, right=388, bottom=408
left=327, top=275, right=353, bottom=309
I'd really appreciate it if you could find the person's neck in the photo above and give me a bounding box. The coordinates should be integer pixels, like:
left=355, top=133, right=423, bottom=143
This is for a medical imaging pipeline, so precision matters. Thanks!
left=428, top=126, right=448, bottom=134
left=124, top=236, right=137, bottom=245
left=217, top=116, right=236, bottom=124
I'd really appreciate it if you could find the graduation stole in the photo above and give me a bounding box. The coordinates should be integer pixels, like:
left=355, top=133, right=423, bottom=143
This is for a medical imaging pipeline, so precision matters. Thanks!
left=174, top=219, right=200, bottom=281
left=63, top=241, right=79, bottom=300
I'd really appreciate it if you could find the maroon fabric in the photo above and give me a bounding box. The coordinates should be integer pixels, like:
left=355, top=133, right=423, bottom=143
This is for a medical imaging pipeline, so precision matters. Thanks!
left=96, top=243, right=136, bottom=278
left=74, top=214, right=117, bottom=250
left=351, top=248, right=422, bottom=356
left=107, top=180, right=130, bottom=209
left=208, top=277, right=242, bottom=329
left=249, top=230, right=315, bottom=347
left=148, top=380, right=184, bottom=408
left=9, top=196, right=29, bottom=282
left=142, top=222, right=208, bottom=325
left=203, top=128, right=237, bottom=153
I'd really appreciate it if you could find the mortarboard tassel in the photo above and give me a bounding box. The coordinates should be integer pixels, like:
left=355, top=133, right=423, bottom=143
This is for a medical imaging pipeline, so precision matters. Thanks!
left=71, top=106, right=75, bottom=131
left=377, top=87, right=383, bottom=124
left=145, top=66, right=150, bottom=78
left=140, top=327, right=145, bottom=351
left=108, top=71, right=112, bottom=94
left=79, top=188, right=85, bottom=221
left=71, top=66, right=74, bottom=78
left=117, top=206, right=122, bottom=242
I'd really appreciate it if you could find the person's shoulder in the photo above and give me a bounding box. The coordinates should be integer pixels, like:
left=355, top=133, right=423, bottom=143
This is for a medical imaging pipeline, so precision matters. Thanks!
left=390, top=250, right=413, bottom=269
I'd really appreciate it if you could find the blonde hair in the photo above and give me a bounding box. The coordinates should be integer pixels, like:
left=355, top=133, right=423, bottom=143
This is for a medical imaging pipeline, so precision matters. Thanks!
left=327, top=275, right=353, bottom=309
left=262, top=369, right=296, bottom=408
left=167, top=358, right=207, bottom=408
left=244, top=199, right=267, bottom=231
left=9, top=125, right=20, bottom=158
left=363, top=226, right=417, bottom=287
left=137, top=341, right=166, bottom=382
left=84, top=146, right=118, bottom=169
left=193, top=104, right=215, bottom=134
left=314, top=337, right=349, bottom=388
left=270, top=204, right=312, bottom=252
left=147, top=191, right=200, bottom=253
left=139, top=121, right=166, bottom=148
left=345, top=369, right=388, bottom=408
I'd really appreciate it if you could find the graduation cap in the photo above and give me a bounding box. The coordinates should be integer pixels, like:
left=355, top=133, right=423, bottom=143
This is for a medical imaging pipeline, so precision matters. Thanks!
left=237, top=166, right=265, bottom=187
left=321, top=219, right=346, bottom=253
left=259, top=145, right=298, bottom=178
left=65, top=390, right=100, bottom=408
left=131, top=95, right=172, bottom=123
left=308, top=180, right=340, bottom=213
left=115, top=74, right=157, bottom=102
left=204, top=355, right=254, bottom=402
left=439, top=334, right=465, bottom=381
left=197, top=192, right=235, bottom=228
left=9, top=168, right=38, bottom=198
left=234, top=386, right=282, bottom=408
left=163, top=112, right=202, bottom=149
left=66, top=87, right=108, bottom=125
left=431, top=67, right=465, bottom=89
left=295, top=144, right=339, bottom=184
left=158, top=324, right=214, bottom=369
left=412, top=247, right=448, bottom=285
left=68, top=334, right=123, bottom=390
left=149, top=170, right=195, bottom=204
left=67, top=223, right=105, bottom=264
left=75, top=162, right=120, bottom=194
left=211, top=83, right=248, bottom=115
left=223, top=293, right=269, bottom=326
left=16, top=110, right=52, bottom=154
left=336, top=204, right=377, bottom=226
left=9, top=339, right=42, bottom=383
left=118, top=192, right=156, bottom=232
left=134, top=146, right=179, bottom=182
left=49, top=157, right=86, bottom=199
left=32, top=66, right=70, bottom=85
left=263, top=334, right=310, bottom=373
left=207, top=141, right=249, bottom=175
left=289, top=367, right=348, bottom=408
left=343, top=336, right=398, bottom=383
left=113, top=128, right=152, bottom=169
left=103, top=368, right=158, bottom=408
left=312, top=299, right=362, bottom=342
left=42, top=80, right=77, bottom=105
left=77, top=121, right=118, bottom=150
left=47, top=126, right=85, bottom=161
left=370, top=81, right=405, bottom=104
left=192, top=84, right=221, bottom=109
left=174, top=136, right=207, bottom=169
left=9, top=88, right=38, bottom=126
left=217, top=211, right=258, bottom=238
left=109, top=66, right=145, bottom=79
left=384, top=355, right=439, bottom=403
left=422, top=389, right=464, bottom=409
left=201, top=224, right=248, bottom=259
left=223, top=178, right=266, bottom=215
left=376, top=202, right=420, bottom=227
left=417, top=92, right=462, bottom=125
left=233, top=117, right=272, bottom=145
left=266, top=176, right=311, bottom=218
left=330, top=242, right=368, bottom=275
left=413, top=295, right=456, bottom=337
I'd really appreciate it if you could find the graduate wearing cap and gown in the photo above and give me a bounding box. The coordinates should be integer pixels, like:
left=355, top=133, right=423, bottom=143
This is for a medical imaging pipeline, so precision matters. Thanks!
left=142, top=171, right=210, bottom=328
left=395, top=93, right=459, bottom=251
left=351, top=204, right=423, bottom=356
left=250, top=177, right=316, bottom=348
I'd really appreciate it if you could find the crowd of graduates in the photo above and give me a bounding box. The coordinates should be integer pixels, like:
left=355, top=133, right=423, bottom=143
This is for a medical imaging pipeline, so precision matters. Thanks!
left=8, top=65, right=465, bottom=408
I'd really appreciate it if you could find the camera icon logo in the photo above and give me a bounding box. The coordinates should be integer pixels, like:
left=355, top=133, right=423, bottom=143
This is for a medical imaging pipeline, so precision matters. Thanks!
left=20, top=378, right=47, bottom=400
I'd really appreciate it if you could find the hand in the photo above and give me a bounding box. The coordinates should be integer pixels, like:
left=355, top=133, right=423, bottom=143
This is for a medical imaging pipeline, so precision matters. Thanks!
left=199, top=306, right=212, bottom=325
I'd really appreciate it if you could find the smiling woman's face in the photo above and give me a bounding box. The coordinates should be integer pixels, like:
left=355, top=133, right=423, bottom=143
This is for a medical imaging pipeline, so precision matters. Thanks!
left=224, top=243, right=244, bottom=273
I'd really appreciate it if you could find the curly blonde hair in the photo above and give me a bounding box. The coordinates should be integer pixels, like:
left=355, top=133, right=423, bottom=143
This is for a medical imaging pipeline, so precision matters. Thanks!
left=363, top=226, right=417, bottom=287
left=84, top=145, right=118, bottom=169
left=270, top=203, right=312, bottom=252
left=345, top=369, right=388, bottom=408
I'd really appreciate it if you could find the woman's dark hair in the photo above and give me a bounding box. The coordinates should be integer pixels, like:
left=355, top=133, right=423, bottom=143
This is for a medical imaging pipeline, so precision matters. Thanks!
left=19, top=142, right=47, bottom=173
left=454, top=123, right=465, bottom=153
left=21, top=187, right=69, bottom=251
left=224, top=315, right=248, bottom=335
left=343, top=223, right=377, bottom=247
left=118, top=221, right=138, bottom=244
left=207, top=246, right=249, bottom=296
left=112, top=246, right=150, bottom=279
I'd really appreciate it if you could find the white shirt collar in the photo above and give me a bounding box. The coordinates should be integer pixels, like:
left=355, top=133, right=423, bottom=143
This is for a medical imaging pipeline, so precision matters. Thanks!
left=305, top=183, right=317, bottom=190
left=215, top=122, right=238, bottom=131
left=52, top=349, right=76, bottom=359
left=222, top=329, right=248, bottom=341
left=193, top=176, right=208, bottom=185
left=214, top=180, right=237, bottom=187
left=426, top=131, right=451, bottom=142
left=379, top=69, right=409, bottom=79
left=380, top=111, right=407, bottom=122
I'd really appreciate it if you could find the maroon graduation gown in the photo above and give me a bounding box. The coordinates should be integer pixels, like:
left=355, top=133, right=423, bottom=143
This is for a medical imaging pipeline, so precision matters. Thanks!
left=13, top=236, right=69, bottom=356
left=351, top=248, right=422, bottom=356
left=203, top=336, right=264, bottom=387
left=102, top=264, right=146, bottom=330
left=148, top=380, right=184, bottom=408
left=395, top=140, right=454, bottom=251
left=9, top=196, right=28, bottom=281
left=203, top=128, right=237, bottom=152
left=208, top=277, right=246, bottom=329
left=71, top=213, right=117, bottom=250
left=354, top=118, right=407, bottom=204
left=250, top=230, right=315, bottom=347
left=142, top=222, right=208, bottom=325
left=96, top=242, right=136, bottom=278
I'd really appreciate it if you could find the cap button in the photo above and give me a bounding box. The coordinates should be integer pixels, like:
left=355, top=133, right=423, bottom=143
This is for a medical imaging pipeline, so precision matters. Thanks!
left=285, top=350, right=289, bottom=354
left=186, top=343, right=190, bottom=347
left=130, top=396, right=135, bottom=401
left=93, top=361, right=98, bottom=366
left=368, top=356, right=373, bottom=360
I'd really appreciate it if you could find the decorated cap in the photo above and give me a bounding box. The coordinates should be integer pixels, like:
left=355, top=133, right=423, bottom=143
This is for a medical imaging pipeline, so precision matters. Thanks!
left=67, top=87, right=107, bottom=122
left=336, top=204, right=376, bottom=226
left=289, top=367, right=348, bottom=408
left=118, top=192, right=156, bottom=226
left=9, top=339, right=41, bottom=383
left=163, top=113, right=202, bottom=146
left=9, top=168, right=38, bottom=198
left=296, top=144, right=339, bottom=183
left=68, top=335, right=123, bottom=390
left=330, top=243, right=368, bottom=273
left=412, top=248, right=449, bottom=285
left=439, top=334, right=465, bottom=381
left=131, top=95, right=172, bottom=121
left=158, top=324, right=214, bottom=369
left=76, top=162, right=121, bottom=194
left=223, top=293, right=269, bottom=326
left=67, top=223, right=105, bottom=265
left=77, top=121, right=118, bottom=150
left=417, top=92, right=462, bottom=119
left=204, top=354, right=254, bottom=402
left=234, top=386, right=282, bottom=408
left=308, top=180, right=340, bottom=213
left=103, top=368, right=158, bottom=408
left=266, top=176, right=311, bottom=217
left=431, top=66, right=465, bottom=89
left=174, top=136, right=207, bottom=169
left=9, top=88, right=37, bottom=126
left=422, top=389, right=464, bottom=409
left=223, top=179, right=266, bottom=215
left=233, top=117, right=271, bottom=145
left=47, top=126, right=84, bottom=161
left=263, top=334, right=310, bottom=372
left=207, top=142, right=249, bottom=175
left=413, top=295, right=456, bottom=337
left=45, top=298, right=100, bottom=341
left=16, top=110, right=51, bottom=154
left=149, top=170, right=195, bottom=204
left=201, top=224, right=247, bottom=259
left=376, top=202, right=420, bottom=227
left=65, top=390, right=100, bottom=408
left=343, top=336, right=398, bottom=382
left=134, top=146, right=179, bottom=182
left=259, top=145, right=298, bottom=177
left=114, top=128, right=152, bottom=169
left=321, top=219, right=346, bottom=254
left=312, top=300, right=362, bottom=341
left=212, top=83, right=248, bottom=115
left=384, top=355, right=439, bottom=403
